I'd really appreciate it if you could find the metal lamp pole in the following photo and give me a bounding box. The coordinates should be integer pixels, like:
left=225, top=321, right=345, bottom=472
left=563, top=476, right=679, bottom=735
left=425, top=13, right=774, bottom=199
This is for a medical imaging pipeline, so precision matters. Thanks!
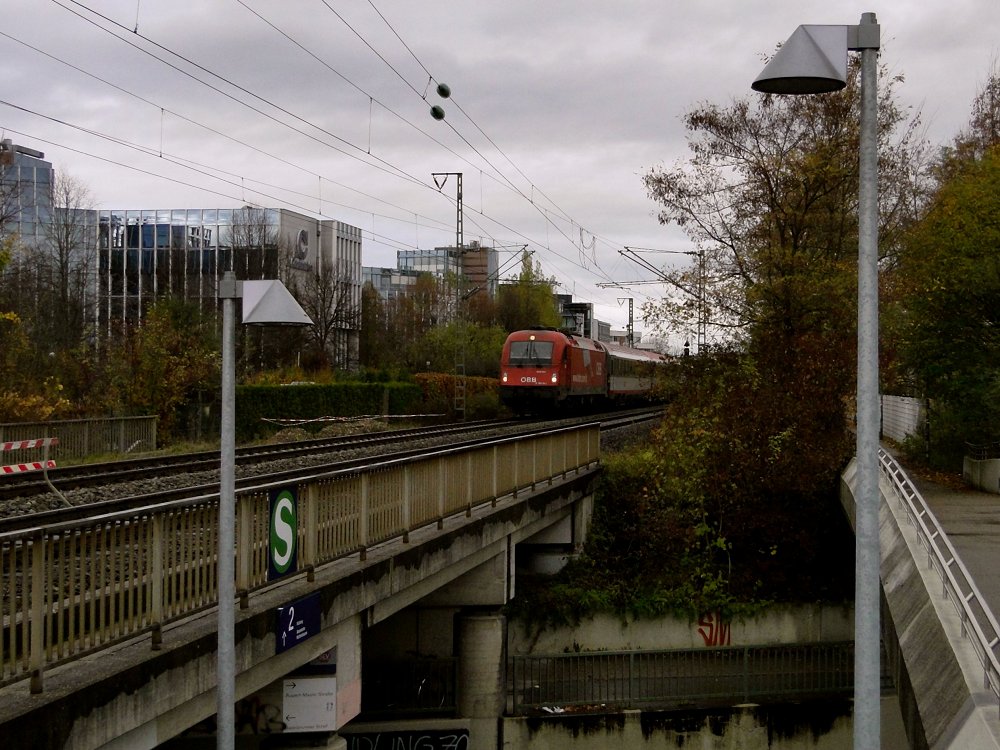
left=753, top=14, right=881, bottom=746
left=855, top=20, right=882, bottom=748
left=216, top=272, right=312, bottom=749
left=217, top=271, right=239, bottom=750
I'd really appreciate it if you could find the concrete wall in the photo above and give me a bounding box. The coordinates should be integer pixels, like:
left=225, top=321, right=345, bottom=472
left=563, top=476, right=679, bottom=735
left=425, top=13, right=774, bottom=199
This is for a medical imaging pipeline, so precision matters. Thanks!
left=962, top=456, right=1000, bottom=494
left=501, top=701, right=908, bottom=749
left=509, top=604, right=854, bottom=656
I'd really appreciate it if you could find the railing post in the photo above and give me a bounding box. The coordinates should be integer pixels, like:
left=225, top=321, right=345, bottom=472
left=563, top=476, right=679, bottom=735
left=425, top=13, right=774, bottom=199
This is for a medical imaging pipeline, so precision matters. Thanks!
left=303, top=483, right=318, bottom=576
left=512, top=441, right=520, bottom=499
left=402, top=466, right=411, bottom=543
left=437, top=459, right=446, bottom=529
left=466, top=452, right=473, bottom=517
left=359, top=473, right=370, bottom=561
left=531, top=437, right=537, bottom=491
left=237, top=492, right=252, bottom=608
left=29, top=532, right=45, bottom=694
left=742, top=647, right=749, bottom=703
left=492, top=445, right=498, bottom=507
left=151, top=515, right=164, bottom=650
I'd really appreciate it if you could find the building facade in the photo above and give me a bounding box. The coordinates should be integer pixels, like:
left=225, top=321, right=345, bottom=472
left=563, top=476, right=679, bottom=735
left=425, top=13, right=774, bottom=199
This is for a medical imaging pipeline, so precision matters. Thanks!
left=95, top=206, right=363, bottom=367
left=365, top=242, right=499, bottom=319
left=0, top=139, right=54, bottom=246
left=2, top=141, right=364, bottom=368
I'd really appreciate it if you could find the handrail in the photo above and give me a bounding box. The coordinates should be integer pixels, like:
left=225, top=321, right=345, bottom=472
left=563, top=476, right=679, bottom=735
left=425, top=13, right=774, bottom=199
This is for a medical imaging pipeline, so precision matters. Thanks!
left=509, top=641, right=858, bottom=714
left=878, top=449, right=1000, bottom=712
left=1, top=423, right=600, bottom=693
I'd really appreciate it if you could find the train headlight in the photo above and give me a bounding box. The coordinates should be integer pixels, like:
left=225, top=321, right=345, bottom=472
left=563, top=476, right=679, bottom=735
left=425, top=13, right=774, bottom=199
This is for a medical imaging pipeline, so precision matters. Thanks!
left=550, top=373, right=558, bottom=384
left=502, top=372, right=508, bottom=383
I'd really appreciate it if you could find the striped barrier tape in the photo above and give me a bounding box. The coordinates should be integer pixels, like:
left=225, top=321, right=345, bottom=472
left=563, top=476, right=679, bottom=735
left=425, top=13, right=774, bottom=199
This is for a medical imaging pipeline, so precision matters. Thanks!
left=1, top=437, right=59, bottom=476
left=1, top=437, right=59, bottom=452
left=2, top=460, right=57, bottom=475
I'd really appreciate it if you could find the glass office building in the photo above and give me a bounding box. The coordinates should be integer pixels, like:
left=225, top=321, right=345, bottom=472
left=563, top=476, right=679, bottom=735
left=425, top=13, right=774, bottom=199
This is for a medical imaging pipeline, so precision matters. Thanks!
left=95, top=206, right=363, bottom=365
left=0, top=139, right=54, bottom=246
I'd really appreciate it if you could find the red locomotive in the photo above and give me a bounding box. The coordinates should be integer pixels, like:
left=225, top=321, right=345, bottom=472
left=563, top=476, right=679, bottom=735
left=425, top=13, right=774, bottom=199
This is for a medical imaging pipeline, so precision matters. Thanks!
left=499, top=327, right=664, bottom=414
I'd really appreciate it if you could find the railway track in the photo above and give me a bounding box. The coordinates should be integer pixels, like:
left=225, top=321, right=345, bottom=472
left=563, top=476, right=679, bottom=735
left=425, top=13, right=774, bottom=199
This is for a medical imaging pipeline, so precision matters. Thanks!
left=0, top=408, right=662, bottom=533
left=0, top=419, right=519, bottom=503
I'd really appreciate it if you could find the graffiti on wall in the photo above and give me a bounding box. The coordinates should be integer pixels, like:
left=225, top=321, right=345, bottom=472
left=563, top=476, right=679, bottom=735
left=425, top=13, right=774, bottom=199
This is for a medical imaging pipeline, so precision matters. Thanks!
left=697, top=611, right=731, bottom=646
left=347, top=729, right=470, bottom=749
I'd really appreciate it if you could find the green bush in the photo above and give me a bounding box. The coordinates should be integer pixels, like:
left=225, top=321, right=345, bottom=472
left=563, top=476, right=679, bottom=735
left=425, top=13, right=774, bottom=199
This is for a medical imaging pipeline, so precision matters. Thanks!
left=235, top=382, right=422, bottom=440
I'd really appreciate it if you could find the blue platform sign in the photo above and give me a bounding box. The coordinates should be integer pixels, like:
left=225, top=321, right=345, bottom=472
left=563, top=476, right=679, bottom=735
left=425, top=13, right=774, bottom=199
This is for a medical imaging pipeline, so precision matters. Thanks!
left=268, top=486, right=298, bottom=581
left=277, top=592, right=321, bottom=654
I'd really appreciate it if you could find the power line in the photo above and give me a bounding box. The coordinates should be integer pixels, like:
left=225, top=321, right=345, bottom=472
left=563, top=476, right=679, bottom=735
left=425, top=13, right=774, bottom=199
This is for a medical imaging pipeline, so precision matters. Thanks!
left=14, top=3, right=647, bottom=315
left=55, top=0, right=428, bottom=188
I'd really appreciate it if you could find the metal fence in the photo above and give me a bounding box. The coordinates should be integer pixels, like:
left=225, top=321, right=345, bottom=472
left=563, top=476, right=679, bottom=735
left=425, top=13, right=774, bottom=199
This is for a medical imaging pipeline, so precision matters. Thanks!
left=362, top=657, right=458, bottom=718
left=881, top=395, right=924, bottom=444
left=509, top=641, right=857, bottom=713
left=878, top=448, right=1000, bottom=715
left=0, top=417, right=157, bottom=461
left=0, top=423, right=599, bottom=692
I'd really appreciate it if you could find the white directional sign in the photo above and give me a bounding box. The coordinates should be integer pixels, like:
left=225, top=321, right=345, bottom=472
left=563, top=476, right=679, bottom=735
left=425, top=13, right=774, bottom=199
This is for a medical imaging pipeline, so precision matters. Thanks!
left=283, top=676, right=337, bottom=733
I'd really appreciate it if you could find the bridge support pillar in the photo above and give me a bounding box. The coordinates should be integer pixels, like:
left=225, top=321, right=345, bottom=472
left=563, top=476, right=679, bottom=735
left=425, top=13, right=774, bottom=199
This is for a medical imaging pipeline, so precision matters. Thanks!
left=457, top=610, right=506, bottom=750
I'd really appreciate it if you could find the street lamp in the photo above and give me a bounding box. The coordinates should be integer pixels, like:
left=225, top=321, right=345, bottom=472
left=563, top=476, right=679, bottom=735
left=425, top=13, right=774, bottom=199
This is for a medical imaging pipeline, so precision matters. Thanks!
left=753, top=13, right=881, bottom=748
left=217, top=271, right=312, bottom=750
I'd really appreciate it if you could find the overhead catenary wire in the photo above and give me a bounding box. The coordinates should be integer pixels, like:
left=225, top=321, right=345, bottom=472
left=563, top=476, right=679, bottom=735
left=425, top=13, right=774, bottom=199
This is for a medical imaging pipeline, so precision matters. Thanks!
left=55, top=0, right=428, bottom=188
left=12, top=2, right=654, bottom=319
left=0, top=29, right=451, bottom=234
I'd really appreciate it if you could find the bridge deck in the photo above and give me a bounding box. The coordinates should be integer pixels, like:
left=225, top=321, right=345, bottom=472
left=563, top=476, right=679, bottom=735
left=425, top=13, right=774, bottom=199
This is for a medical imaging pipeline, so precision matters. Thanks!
left=911, top=472, right=1000, bottom=618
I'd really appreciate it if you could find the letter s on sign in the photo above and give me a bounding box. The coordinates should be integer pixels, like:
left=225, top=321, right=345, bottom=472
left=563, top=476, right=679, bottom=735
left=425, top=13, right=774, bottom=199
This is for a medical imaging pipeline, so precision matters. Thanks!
left=271, top=492, right=296, bottom=572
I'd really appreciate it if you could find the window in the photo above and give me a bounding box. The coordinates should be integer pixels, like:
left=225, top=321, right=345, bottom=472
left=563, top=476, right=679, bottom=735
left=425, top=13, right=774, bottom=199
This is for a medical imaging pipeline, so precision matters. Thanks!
left=507, top=340, right=554, bottom=366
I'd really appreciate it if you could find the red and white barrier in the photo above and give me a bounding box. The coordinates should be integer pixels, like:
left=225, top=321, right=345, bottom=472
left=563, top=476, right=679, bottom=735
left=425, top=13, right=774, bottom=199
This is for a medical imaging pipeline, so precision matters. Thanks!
left=1, top=437, right=59, bottom=476
left=2, top=460, right=57, bottom=475
left=1, top=437, right=59, bottom=452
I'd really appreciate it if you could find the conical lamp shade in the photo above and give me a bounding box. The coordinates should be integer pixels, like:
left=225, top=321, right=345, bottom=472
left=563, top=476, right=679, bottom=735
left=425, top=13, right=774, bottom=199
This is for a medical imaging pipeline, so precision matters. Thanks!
left=752, top=25, right=848, bottom=95
left=242, top=280, right=312, bottom=326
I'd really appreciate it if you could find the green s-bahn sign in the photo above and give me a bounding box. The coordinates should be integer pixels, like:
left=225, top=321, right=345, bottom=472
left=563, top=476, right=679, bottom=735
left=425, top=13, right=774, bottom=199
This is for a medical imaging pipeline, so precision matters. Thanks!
left=268, top=486, right=298, bottom=580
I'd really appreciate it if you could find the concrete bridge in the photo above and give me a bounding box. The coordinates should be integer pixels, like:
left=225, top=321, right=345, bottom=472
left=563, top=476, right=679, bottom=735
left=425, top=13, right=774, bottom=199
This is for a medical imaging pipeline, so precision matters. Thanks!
left=841, top=450, right=1000, bottom=749
left=0, top=423, right=599, bottom=749
left=5, top=409, right=1000, bottom=749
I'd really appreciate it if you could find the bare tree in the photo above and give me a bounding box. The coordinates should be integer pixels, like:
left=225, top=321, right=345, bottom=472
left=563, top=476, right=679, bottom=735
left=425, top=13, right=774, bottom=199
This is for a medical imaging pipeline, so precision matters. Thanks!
left=228, top=206, right=278, bottom=279
left=39, top=173, right=97, bottom=350
left=288, top=257, right=360, bottom=370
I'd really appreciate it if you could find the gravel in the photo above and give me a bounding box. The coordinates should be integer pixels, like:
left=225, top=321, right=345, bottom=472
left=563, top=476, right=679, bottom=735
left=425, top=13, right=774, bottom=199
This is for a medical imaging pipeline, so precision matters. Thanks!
left=2, top=417, right=653, bottom=520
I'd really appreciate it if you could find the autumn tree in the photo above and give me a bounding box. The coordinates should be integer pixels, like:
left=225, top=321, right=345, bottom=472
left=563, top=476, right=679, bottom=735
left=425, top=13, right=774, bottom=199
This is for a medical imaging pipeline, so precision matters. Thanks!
left=892, top=67, right=1000, bottom=466
left=495, top=250, right=560, bottom=332
left=109, top=297, right=218, bottom=442
left=643, top=57, right=927, bottom=356
left=594, top=54, right=931, bottom=612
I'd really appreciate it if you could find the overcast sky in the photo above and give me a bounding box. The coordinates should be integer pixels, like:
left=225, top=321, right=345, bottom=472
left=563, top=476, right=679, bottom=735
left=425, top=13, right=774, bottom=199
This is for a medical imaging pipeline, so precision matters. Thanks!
left=3, top=1, right=998, bottom=339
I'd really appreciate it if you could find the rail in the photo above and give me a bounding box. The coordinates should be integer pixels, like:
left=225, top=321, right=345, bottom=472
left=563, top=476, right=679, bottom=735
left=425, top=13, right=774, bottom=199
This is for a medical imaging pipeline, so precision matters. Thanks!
left=0, top=423, right=599, bottom=693
left=878, top=448, right=1000, bottom=715
left=509, top=641, right=858, bottom=714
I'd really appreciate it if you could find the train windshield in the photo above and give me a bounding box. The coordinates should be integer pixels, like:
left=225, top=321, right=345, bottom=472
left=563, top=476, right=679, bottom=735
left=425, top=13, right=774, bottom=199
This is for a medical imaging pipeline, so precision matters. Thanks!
left=507, top=340, right=554, bottom=366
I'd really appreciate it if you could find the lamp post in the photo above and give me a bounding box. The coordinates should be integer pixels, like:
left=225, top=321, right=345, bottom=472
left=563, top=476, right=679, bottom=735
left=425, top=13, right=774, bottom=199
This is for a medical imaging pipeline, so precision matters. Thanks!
left=752, top=13, right=881, bottom=748
left=217, top=271, right=312, bottom=750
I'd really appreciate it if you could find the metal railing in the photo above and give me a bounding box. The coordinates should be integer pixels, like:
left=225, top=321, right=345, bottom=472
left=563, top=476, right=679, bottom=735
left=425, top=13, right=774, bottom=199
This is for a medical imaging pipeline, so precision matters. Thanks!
left=362, top=657, right=458, bottom=718
left=878, top=448, right=1000, bottom=713
left=965, top=441, right=1000, bottom=462
left=1, top=423, right=599, bottom=692
left=509, top=641, right=856, bottom=714
left=0, top=417, right=157, bottom=461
